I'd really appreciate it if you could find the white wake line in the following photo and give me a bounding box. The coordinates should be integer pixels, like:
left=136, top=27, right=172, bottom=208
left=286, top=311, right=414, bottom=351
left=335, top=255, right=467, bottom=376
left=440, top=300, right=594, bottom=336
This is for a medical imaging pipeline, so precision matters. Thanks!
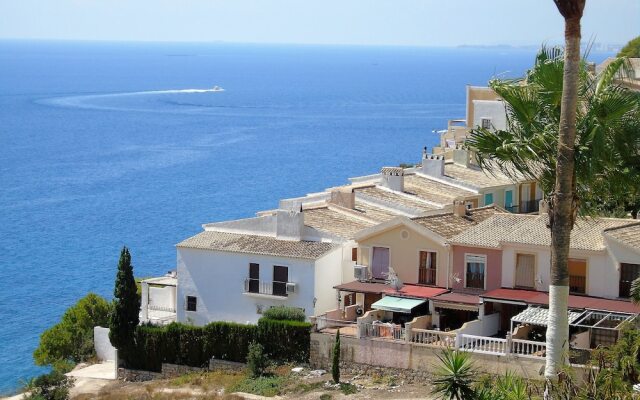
left=88, top=88, right=224, bottom=98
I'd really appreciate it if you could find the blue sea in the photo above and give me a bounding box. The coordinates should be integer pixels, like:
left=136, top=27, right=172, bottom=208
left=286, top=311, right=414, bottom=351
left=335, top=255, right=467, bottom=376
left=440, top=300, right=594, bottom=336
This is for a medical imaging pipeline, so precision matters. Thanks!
left=0, top=40, right=612, bottom=393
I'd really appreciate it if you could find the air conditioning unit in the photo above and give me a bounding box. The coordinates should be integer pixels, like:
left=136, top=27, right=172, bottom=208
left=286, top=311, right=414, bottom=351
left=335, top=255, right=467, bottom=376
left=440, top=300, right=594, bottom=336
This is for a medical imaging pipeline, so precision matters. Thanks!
left=354, top=265, right=369, bottom=281
left=286, top=282, right=297, bottom=294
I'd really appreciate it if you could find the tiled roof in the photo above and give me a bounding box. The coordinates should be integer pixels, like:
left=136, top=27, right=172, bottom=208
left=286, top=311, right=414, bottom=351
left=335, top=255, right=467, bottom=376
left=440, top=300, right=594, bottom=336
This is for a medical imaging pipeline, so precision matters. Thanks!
left=444, top=163, right=513, bottom=188
left=352, top=200, right=403, bottom=222
left=450, top=213, right=537, bottom=248
left=355, top=186, right=439, bottom=212
left=604, top=222, right=640, bottom=251
left=304, top=207, right=376, bottom=239
left=176, top=231, right=338, bottom=260
left=404, top=174, right=476, bottom=205
left=411, top=206, right=502, bottom=239
left=505, top=216, right=638, bottom=251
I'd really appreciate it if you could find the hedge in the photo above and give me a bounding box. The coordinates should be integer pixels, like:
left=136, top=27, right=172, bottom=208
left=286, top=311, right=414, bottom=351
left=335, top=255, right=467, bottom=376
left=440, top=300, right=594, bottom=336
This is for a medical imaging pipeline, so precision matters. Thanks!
left=126, top=318, right=311, bottom=371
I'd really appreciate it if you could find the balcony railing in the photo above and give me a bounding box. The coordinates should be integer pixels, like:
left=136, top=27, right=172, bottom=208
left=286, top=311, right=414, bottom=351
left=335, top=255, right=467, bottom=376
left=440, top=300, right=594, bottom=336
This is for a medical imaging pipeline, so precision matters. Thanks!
left=419, top=268, right=437, bottom=285
left=244, top=278, right=289, bottom=297
left=569, top=275, right=586, bottom=294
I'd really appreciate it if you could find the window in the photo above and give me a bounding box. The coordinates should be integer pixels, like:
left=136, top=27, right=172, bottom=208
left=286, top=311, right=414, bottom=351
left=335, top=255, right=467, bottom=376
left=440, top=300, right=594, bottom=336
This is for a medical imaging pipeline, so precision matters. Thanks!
left=419, top=251, right=437, bottom=285
left=568, top=259, right=587, bottom=294
left=515, top=254, right=535, bottom=288
left=273, top=265, right=289, bottom=296
left=351, top=247, right=358, bottom=262
left=186, top=296, right=197, bottom=312
left=481, top=118, right=492, bottom=129
left=248, top=263, right=259, bottom=293
left=484, top=192, right=494, bottom=206
left=465, top=255, right=486, bottom=289
left=620, top=263, right=640, bottom=298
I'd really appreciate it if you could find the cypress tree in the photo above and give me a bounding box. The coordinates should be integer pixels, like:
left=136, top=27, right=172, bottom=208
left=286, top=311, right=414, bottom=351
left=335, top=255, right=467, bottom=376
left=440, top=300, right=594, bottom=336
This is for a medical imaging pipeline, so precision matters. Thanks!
left=108, top=246, right=140, bottom=364
left=332, top=329, right=340, bottom=384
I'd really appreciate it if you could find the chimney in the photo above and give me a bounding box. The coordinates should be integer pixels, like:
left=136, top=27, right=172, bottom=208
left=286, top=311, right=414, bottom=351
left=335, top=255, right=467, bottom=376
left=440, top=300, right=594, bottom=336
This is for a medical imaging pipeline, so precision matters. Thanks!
left=380, top=167, right=405, bottom=192
left=421, top=153, right=445, bottom=177
left=329, top=189, right=355, bottom=209
left=453, top=199, right=467, bottom=217
left=275, top=209, right=304, bottom=241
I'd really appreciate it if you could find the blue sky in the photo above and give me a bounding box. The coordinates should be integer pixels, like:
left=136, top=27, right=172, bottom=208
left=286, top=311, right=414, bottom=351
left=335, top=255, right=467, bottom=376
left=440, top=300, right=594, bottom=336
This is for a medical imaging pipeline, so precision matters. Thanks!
left=0, top=0, right=638, bottom=46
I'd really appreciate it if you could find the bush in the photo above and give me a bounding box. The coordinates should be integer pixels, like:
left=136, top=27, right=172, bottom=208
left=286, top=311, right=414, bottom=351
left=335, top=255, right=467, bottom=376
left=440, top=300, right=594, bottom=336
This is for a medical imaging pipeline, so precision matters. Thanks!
left=33, top=293, right=112, bottom=367
left=126, top=319, right=311, bottom=371
left=246, top=341, right=269, bottom=377
left=261, top=306, right=306, bottom=322
left=25, top=370, right=74, bottom=400
left=257, top=318, right=311, bottom=363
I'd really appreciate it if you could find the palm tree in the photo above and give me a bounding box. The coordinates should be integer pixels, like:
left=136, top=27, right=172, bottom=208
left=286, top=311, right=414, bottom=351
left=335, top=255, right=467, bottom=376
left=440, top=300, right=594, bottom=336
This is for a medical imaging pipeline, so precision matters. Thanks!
left=546, top=0, right=585, bottom=381
left=467, top=46, right=640, bottom=381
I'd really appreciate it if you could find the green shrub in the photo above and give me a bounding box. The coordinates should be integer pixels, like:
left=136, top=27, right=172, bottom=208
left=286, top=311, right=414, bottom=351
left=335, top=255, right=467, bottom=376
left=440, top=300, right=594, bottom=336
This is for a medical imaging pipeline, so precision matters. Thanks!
left=230, top=375, right=284, bottom=397
left=339, top=383, right=357, bottom=395
left=257, top=318, right=311, bottom=363
left=261, top=306, right=306, bottom=322
left=618, top=36, right=640, bottom=58
left=33, top=293, right=112, bottom=367
left=24, top=370, right=74, bottom=400
left=247, top=341, right=269, bottom=377
left=126, top=319, right=310, bottom=371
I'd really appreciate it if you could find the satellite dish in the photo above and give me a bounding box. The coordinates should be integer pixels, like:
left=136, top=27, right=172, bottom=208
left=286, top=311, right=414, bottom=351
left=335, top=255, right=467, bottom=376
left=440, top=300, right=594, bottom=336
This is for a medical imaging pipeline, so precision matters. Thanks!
left=449, top=273, right=461, bottom=284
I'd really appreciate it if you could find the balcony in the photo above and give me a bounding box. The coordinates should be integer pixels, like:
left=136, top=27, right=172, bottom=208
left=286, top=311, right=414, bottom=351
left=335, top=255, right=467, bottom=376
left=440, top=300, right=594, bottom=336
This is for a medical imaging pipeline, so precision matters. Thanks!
left=418, top=268, right=437, bottom=285
left=569, top=275, right=586, bottom=294
left=244, top=278, right=290, bottom=297
left=519, top=199, right=540, bottom=214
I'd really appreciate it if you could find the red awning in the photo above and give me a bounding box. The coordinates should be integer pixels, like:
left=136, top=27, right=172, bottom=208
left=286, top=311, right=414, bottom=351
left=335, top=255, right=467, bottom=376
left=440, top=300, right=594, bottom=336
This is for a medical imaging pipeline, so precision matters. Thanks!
left=481, top=288, right=640, bottom=314
left=334, top=281, right=448, bottom=300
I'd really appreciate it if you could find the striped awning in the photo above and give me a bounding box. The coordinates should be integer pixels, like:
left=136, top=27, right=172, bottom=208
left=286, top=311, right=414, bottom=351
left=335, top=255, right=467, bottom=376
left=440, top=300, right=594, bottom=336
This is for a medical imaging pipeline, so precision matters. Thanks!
left=371, top=296, right=426, bottom=314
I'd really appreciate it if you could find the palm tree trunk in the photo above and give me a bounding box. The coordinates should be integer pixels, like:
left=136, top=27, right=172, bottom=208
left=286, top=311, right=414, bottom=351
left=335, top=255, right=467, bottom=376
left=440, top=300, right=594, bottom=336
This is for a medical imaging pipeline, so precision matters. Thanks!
left=545, top=0, right=585, bottom=381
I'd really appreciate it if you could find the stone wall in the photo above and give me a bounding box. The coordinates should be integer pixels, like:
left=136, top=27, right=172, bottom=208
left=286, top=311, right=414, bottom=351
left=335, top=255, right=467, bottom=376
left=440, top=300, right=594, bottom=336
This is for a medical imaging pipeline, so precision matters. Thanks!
left=311, top=332, right=547, bottom=381
left=118, top=360, right=246, bottom=382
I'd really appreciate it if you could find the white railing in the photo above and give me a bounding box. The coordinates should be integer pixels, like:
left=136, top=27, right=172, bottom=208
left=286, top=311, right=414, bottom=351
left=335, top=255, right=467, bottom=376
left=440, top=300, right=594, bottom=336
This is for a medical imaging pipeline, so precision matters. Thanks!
left=511, top=338, right=546, bottom=358
left=361, top=322, right=405, bottom=341
left=410, top=329, right=457, bottom=347
left=459, top=334, right=508, bottom=355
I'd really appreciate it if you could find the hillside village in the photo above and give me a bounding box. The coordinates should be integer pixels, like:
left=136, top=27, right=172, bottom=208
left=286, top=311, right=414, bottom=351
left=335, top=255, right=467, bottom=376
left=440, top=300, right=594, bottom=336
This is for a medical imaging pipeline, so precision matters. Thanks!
left=137, top=83, right=640, bottom=374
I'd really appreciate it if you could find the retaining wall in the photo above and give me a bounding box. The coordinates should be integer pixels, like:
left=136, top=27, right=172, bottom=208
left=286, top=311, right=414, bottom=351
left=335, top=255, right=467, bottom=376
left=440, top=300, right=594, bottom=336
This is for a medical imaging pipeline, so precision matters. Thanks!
left=310, top=332, right=548, bottom=381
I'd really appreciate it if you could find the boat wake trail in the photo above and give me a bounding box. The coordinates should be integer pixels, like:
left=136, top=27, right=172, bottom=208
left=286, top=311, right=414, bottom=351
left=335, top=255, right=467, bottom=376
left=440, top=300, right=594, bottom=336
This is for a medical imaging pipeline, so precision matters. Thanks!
left=39, top=87, right=225, bottom=112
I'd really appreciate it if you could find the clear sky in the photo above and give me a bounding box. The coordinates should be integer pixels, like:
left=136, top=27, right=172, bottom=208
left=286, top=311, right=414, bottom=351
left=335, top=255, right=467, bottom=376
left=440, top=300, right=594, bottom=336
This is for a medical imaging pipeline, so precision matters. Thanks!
left=0, top=0, right=638, bottom=47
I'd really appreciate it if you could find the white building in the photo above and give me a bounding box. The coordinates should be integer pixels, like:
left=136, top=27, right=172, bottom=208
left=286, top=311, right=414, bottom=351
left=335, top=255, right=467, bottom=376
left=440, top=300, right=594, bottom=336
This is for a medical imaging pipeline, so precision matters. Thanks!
left=139, top=273, right=177, bottom=325
left=175, top=209, right=346, bottom=325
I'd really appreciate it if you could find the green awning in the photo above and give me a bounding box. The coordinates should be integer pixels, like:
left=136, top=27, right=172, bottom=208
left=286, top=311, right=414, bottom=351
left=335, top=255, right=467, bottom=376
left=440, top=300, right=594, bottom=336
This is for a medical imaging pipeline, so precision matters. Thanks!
left=371, top=296, right=426, bottom=314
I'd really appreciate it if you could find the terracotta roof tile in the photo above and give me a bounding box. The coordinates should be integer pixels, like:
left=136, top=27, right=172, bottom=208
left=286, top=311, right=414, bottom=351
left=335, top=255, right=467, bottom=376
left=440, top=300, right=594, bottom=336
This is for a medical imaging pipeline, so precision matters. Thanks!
left=176, top=231, right=337, bottom=259
left=304, top=207, right=375, bottom=239
left=411, top=206, right=502, bottom=239
left=604, top=222, right=640, bottom=251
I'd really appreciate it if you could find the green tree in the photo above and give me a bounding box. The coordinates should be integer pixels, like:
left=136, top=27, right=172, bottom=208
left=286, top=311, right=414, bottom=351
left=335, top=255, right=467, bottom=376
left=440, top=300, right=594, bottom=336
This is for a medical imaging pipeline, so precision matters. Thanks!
left=24, top=370, right=74, bottom=400
left=617, top=36, right=640, bottom=58
left=33, top=293, right=111, bottom=367
left=467, top=47, right=640, bottom=380
left=332, top=329, right=340, bottom=384
left=108, top=246, right=140, bottom=363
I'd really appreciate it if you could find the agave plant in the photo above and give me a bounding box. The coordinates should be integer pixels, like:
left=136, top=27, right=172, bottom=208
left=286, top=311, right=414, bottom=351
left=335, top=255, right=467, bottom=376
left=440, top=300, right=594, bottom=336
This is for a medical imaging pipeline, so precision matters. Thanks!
left=431, top=349, right=477, bottom=400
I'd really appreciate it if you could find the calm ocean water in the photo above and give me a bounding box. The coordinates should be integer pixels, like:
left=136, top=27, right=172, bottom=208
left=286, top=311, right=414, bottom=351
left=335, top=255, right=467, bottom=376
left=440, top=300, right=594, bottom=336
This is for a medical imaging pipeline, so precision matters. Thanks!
left=0, top=40, right=612, bottom=392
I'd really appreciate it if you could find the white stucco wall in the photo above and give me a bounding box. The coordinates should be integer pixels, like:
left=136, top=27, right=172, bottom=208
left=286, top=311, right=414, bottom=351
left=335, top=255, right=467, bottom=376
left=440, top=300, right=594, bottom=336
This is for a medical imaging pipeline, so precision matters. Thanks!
left=502, top=244, right=622, bottom=299
left=472, top=100, right=507, bottom=131
left=94, top=326, right=116, bottom=361
left=176, top=248, right=325, bottom=325
left=314, top=247, right=345, bottom=316
left=148, top=286, right=176, bottom=310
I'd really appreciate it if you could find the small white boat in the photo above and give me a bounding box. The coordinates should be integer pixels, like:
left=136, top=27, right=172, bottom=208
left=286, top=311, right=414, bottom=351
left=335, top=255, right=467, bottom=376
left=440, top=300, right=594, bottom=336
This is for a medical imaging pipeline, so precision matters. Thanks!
left=212, top=86, right=225, bottom=92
